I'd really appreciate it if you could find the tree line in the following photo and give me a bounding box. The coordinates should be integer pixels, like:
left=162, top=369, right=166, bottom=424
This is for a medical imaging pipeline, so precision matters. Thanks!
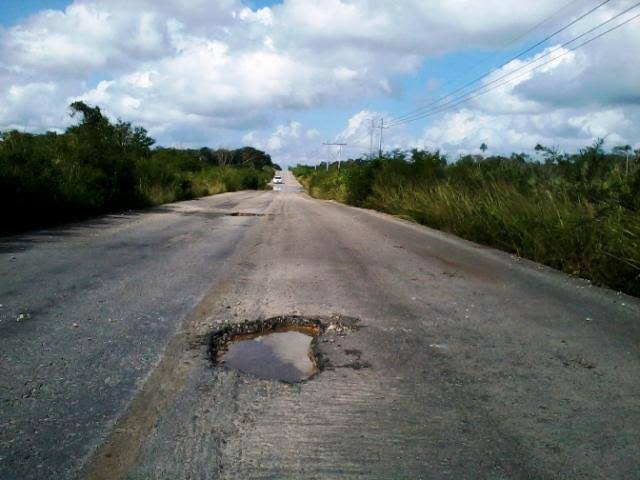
left=0, top=102, right=276, bottom=234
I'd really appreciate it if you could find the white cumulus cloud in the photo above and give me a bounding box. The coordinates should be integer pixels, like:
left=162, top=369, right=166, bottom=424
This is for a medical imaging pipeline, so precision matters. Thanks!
left=0, top=0, right=637, bottom=163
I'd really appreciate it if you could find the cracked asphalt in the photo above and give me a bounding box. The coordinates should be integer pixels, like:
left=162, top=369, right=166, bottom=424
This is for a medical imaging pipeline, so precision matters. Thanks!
left=1, top=171, right=639, bottom=479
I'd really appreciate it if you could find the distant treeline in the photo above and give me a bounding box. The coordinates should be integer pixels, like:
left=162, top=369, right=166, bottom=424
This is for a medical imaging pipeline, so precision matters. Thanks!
left=0, top=102, right=276, bottom=235
left=293, top=141, right=640, bottom=297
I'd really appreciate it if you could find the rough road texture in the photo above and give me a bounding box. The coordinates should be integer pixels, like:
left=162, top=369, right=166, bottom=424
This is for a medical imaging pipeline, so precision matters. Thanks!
left=1, top=172, right=639, bottom=479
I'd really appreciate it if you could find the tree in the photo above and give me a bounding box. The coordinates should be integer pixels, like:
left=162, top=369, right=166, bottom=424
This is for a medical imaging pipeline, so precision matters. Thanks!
left=198, top=147, right=214, bottom=164
left=65, top=101, right=154, bottom=209
left=410, top=148, right=446, bottom=182
left=535, top=143, right=561, bottom=164
left=480, top=143, right=488, bottom=154
left=213, top=148, right=234, bottom=166
left=232, top=147, right=273, bottom=168
left=68, top=101, right=108, bottom=128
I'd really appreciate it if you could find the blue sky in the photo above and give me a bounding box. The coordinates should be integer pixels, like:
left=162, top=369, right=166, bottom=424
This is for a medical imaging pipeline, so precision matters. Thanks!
left=248, top=0, right=280, bottom=7
left=1, top=0, right=639, bottom=165
left=0, top=0, right=71, bottom=26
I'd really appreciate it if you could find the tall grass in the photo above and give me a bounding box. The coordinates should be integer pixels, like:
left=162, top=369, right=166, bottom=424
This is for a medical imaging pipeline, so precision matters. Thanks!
left=293, top=145, right=640, bottom=297
left=136, top=164, right=272, bottom=206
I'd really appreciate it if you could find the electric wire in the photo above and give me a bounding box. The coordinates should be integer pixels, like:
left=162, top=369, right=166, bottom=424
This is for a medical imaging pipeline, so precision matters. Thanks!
left=391, top=0, right=587, bottom=124
left=389, top=11, right=640, bottom=127
left=388, top=3, right=640, bottom=127
left=387, top=0, right=614, bottom=125
left=340, top=0, right=615, bottom=154
left=336, top=5, right=639, bottom=158
left=323, top=0, right=635, bottom=160
left=342, top=1, right=590, bottom=150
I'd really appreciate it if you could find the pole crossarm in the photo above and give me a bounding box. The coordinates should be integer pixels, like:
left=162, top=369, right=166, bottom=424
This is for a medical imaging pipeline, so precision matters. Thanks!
left=322, top=143, right=348, bottom=170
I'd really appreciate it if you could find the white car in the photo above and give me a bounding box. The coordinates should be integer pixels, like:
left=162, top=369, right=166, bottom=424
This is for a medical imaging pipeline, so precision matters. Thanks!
left=273, top=175, right=283, bottom=184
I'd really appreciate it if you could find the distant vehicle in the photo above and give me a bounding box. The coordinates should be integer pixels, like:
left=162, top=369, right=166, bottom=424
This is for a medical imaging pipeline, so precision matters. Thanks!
left=273, top=175, right=283, bottom=184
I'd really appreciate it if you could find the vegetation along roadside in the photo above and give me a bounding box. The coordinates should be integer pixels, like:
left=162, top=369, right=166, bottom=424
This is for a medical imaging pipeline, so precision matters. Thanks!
left=292, top=142, right=640, bottom=297
left=0, top=102, right=277, bottom=235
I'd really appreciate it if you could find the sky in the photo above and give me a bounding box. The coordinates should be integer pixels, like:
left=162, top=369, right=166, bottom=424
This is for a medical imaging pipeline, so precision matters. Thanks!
left=1, top=0, right=639, bottom=167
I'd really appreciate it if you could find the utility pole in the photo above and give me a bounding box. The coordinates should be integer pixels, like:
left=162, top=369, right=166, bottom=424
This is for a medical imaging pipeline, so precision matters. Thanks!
left=323, top=142, right=347, bottom=170
left=369, top=119, right=375, bottom=155
left=377, top=118, right=388, bottom=159
left=324, top=143, right=330, bottom=171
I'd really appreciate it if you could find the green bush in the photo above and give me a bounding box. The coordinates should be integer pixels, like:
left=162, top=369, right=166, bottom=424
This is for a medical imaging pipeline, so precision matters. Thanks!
left=292, top=142, right=640, bottom=297
left=1, top=102, right=274, bottom=234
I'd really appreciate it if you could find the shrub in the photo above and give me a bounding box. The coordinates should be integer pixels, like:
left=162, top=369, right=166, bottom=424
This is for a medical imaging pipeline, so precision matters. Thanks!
left=292, top=143, right=640, bottom=297
left=0, top=102, right=274, bottom=234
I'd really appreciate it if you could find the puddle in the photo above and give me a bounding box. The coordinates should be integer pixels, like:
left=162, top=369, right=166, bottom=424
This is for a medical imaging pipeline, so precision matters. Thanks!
left=209, top=315, right=361, bottom=383
left=273, top=185, right=302, bottom=193
left=220, top=330, right=317, bottom=383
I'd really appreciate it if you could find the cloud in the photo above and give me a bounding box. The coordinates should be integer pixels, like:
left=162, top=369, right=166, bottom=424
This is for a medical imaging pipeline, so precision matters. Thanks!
left=413, top=9, right=640, bottom=155
left=238, top=7, right=274, bottom=26
left=0, top=0, right=638, bottom=158
left=1, top=4, right=173, bottom=76
left=243, top=120, right=322, bottom=166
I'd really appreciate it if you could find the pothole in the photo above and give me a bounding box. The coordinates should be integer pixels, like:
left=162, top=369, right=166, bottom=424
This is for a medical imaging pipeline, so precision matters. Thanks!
left=209, top=315, right=359, bottom=383
left=222, top=330, right=317, bottom=383
left=226, top=212, right=271, bottom=217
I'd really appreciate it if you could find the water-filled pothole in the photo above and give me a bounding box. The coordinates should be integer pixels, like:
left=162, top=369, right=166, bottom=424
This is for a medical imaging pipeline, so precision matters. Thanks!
left=209, top=315, right=360, bottom=383
left=221, top=330, right=317, bottom=383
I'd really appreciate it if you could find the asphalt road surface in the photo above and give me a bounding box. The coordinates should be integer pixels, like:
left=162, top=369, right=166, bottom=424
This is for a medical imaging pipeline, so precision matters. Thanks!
left=1, top=171, right=639, bottom=479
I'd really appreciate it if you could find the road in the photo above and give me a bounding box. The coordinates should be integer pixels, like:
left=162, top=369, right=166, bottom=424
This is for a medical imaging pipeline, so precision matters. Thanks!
left=1, top=171, right=639, bottom=479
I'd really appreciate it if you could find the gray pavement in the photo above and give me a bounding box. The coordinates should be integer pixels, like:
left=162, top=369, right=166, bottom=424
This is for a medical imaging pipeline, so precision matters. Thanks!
left=1, top=172, right=639, bottom=479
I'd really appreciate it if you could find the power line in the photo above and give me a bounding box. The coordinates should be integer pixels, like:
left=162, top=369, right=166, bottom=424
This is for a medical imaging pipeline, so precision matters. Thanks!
left=395, top=0, right=586, bottom=120
left=304, top=146, right=322, bottom=170
left=330, top=117, right=378, bottom=159
left=387, top=0, right=613, bottom=126
left=474, top=0, right=586, bottom=61
left=346, top=118, right=387, bottom=158
left=339, top=2, right=601, bottom=155
left=389, top=11, right=640, bottom=127
left=321, top=0, right=634, bottom=162
left=337, top=6, right=639, bottom=159
left=322, top=142, right=348, bottom=170
left=387, top=3, right=640, bottom=127
left=389, top=5, right=640, bottom=126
